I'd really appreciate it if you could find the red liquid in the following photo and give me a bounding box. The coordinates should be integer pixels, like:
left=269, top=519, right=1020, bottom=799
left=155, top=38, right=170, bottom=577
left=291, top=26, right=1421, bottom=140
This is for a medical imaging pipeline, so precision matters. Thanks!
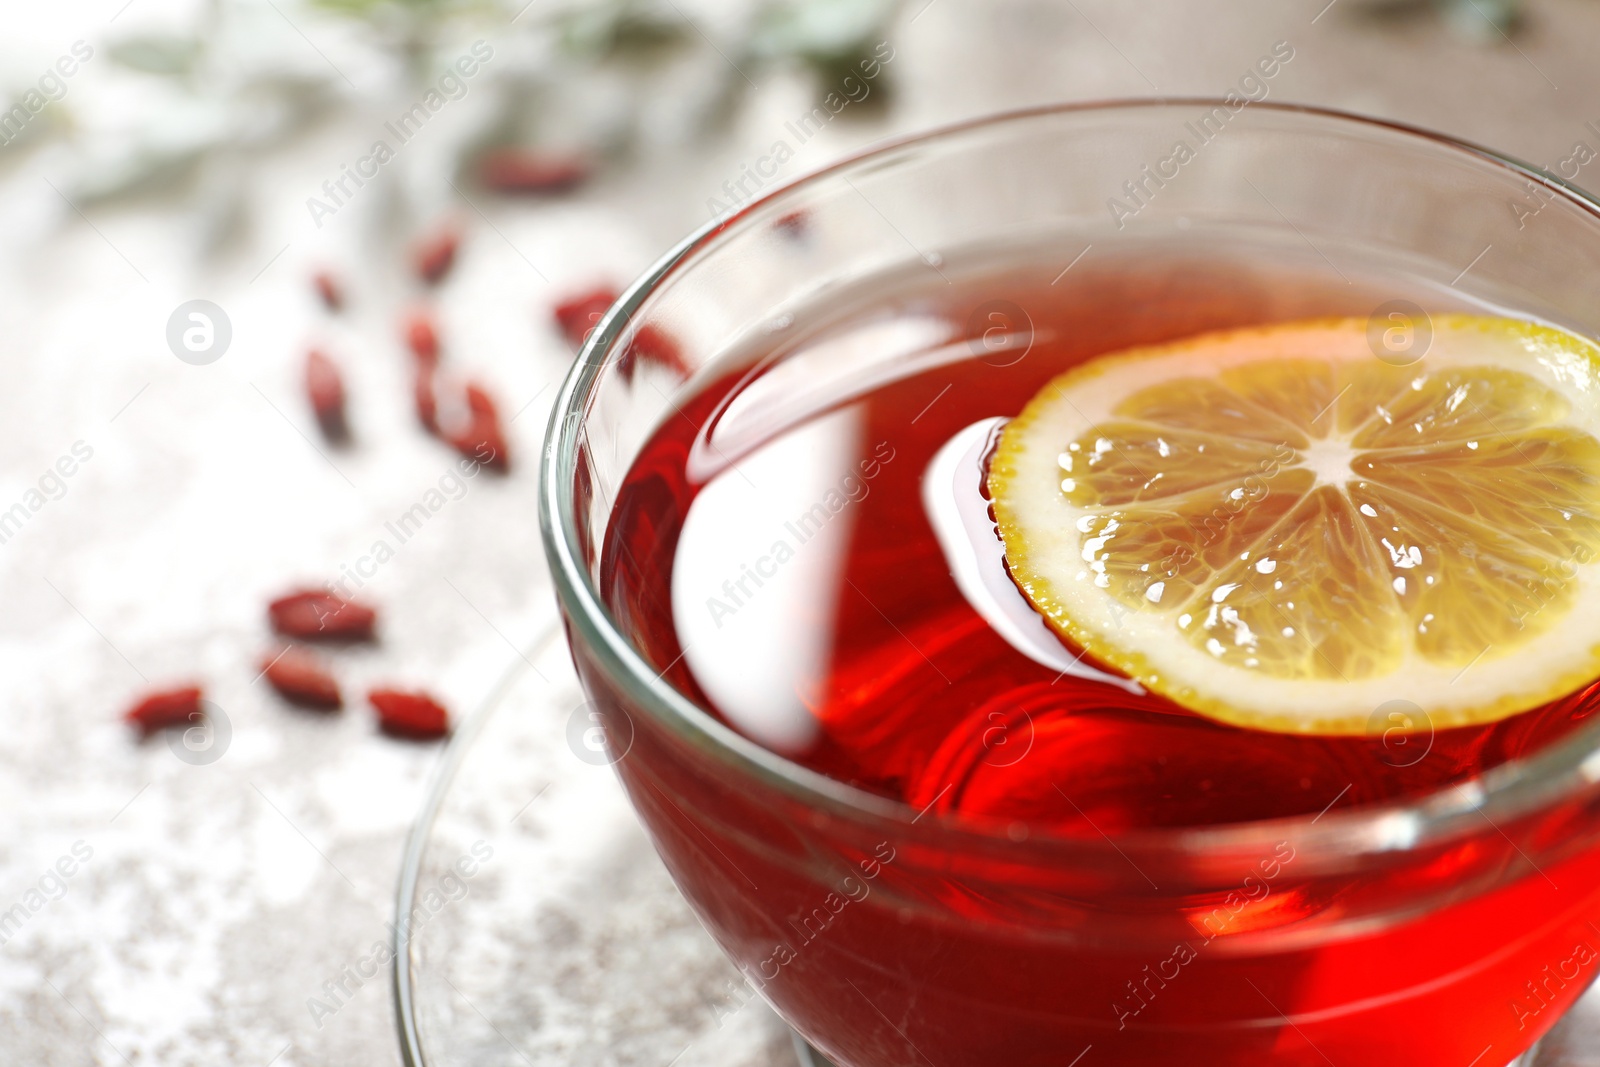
left=591, top=255, right=1600, bottom=1064
left=604, top=264, right=1599, bottom=829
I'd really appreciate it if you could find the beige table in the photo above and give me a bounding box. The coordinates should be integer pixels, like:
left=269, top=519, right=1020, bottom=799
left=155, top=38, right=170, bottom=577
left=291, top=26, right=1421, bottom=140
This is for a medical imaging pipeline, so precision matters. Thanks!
left=5, top=1, right=1600, bottom=1063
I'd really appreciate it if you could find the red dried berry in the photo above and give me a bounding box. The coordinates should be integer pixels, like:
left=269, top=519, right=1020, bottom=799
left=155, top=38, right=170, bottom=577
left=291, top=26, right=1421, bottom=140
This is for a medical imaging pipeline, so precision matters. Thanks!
left=449, top=420, right=509, bottom=472
left=305, top=349, right=349, bottom=443
left=369, top=688, right=451, bottom=740
left=464, top=382, right=496, bottom=419
left=619, top=324, right=691, bottom=382
left=404, top=310, right=440, bottom=367
left=123, top=686, right=204, bottom=737
left=479, top=149, right=590, bottom=195
left=552, top=287, right=618, bottom=351
left=414, top=369, right=439, bottom=434
left=446, top=383, right=510, bottom=473
left=412, top=225, right=461, bottom=287
left=268, top=589, right=377, bottom=643
left=313, top=270, right=344, bottom=312
left=261, top=647, right=342, bottom=710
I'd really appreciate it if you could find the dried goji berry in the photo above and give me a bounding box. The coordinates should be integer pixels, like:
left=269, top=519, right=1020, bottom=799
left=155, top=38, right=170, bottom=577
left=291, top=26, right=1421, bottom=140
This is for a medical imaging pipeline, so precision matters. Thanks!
left=445, top=381, right=510, bottom=473
left=313, top=270, right=344, bottom=312
left=369, top=688, right=451, bottom=739
left=479, top=149, right=590, bottom=195
left=305, top=349, right=349, bottom=443
left=449, top=420, right=509, bottom=472
left=464, top=382, right=496, bottom=419
left=412, top=225, right=461, bottom=287
left=268, top=589, right=377, bottom=642
left=261, top=646, right=342, bottom=710
left=414, top=368, right=439, bottom=434
left=552, top=287, right=618, bottom=351
left=123, top=686, right=204, bottom=737
left=404, top=310, right=440, bottom=367
left=619, top=323, right=691, bottom=381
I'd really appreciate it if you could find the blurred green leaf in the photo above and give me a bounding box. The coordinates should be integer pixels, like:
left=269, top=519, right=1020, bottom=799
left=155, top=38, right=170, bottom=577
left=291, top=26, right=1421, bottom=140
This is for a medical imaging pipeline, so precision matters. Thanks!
left=1436, top=0, right=1523, bottom=41
left=751, top=0, right=897, bottom=63
left=308, top=0, right=494, bottom=18
left=108, top=36, right=201, bottom=77
left=555, top=2, right=692, bottom=62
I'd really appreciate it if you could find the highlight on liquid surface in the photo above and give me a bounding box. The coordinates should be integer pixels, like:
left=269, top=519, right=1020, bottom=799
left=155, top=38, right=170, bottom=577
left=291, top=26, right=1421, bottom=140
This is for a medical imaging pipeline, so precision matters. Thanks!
left=599, top=243, right=1600, bottom=834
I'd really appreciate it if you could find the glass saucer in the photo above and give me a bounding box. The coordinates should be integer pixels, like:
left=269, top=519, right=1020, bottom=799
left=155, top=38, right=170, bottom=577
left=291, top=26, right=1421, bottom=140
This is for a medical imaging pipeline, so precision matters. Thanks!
left=390, top=618, right=1598, bottom=1067
left=391, top=614, right=834, bottom=1066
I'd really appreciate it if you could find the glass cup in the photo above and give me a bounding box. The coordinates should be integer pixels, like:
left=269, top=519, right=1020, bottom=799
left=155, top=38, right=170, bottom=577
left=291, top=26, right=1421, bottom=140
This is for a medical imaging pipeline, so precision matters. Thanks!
left=540, top=101, right=1600, bottom=1066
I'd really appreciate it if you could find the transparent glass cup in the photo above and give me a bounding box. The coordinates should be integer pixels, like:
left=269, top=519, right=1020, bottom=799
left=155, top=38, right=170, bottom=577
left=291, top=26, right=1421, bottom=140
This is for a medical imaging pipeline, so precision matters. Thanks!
left=540, top=102, right=1600, bottom=1066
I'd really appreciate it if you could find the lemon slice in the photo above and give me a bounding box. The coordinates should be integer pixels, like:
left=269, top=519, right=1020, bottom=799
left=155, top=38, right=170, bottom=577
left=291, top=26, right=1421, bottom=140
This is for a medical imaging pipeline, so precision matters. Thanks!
left=988, top=315, right=1600, bottom=734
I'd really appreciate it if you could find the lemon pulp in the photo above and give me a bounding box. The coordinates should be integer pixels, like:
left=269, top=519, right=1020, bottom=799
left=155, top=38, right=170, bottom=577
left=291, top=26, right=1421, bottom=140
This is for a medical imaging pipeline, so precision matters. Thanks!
left=988, top=315, right=1600, bottom=734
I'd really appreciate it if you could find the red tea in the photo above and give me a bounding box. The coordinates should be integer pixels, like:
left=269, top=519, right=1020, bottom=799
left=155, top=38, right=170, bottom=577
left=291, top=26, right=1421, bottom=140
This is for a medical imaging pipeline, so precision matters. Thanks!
left=603, top=253, right=1599, bottom=830
left=595, top=248, right=1600, bottom=1065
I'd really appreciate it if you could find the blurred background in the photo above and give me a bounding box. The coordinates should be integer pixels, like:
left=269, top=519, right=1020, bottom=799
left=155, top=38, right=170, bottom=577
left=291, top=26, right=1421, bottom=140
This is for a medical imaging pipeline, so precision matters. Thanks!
left=4, top=0, right=1600, bottom=1063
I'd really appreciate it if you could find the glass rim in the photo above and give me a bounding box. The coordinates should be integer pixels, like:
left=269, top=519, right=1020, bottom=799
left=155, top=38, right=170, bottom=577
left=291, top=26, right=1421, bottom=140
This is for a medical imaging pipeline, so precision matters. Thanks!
left=539, top=98, right=1600, bottom=868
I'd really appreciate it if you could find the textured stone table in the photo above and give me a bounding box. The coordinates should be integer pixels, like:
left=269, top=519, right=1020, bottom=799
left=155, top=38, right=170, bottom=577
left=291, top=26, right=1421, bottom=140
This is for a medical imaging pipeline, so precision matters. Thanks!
left=7, top=1, right=1600, bottom=1064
